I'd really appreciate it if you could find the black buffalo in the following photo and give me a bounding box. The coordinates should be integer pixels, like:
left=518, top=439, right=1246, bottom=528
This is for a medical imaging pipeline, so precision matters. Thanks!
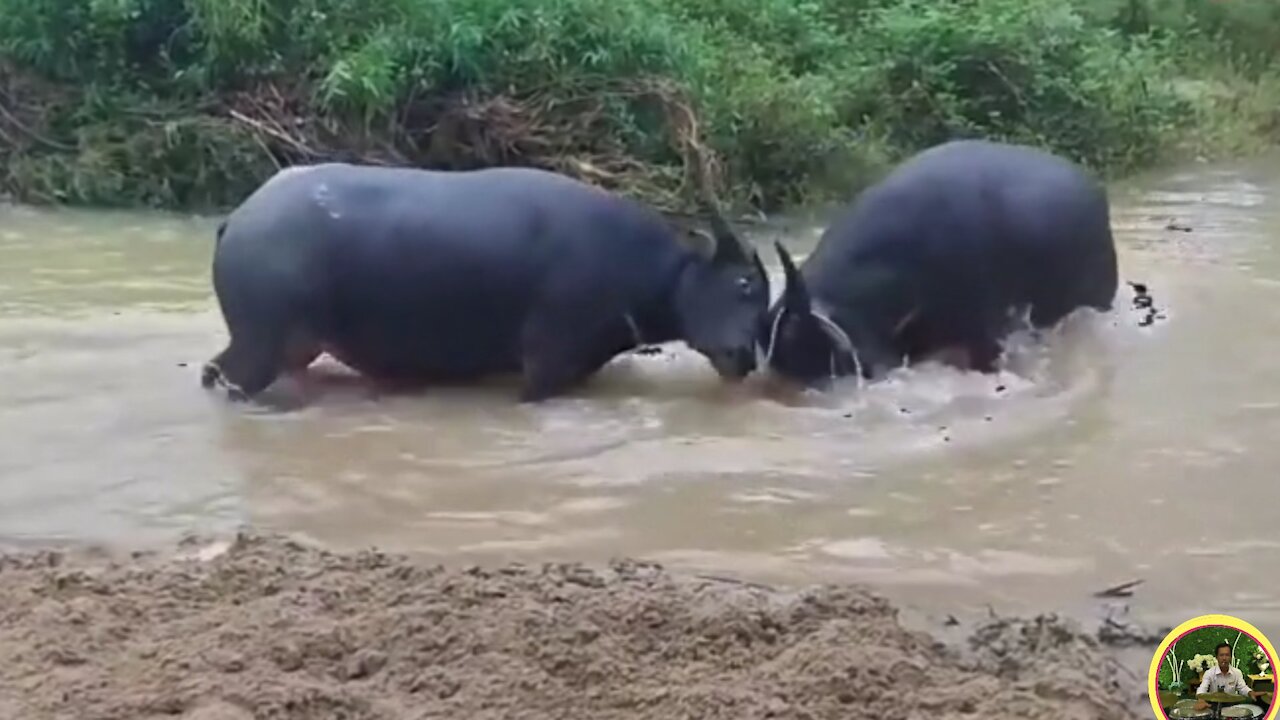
left=762, top=139, right=1119, bottom=386
left=201, top=163, right=770, bottom=402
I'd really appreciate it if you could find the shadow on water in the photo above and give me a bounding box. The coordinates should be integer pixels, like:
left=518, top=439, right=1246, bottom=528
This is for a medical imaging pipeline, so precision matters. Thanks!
left=1, top=152, right=1279, bottom=645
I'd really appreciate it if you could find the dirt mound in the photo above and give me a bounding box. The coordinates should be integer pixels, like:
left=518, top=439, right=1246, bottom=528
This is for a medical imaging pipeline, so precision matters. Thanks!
left=0, top=533, right=1142, bottom=720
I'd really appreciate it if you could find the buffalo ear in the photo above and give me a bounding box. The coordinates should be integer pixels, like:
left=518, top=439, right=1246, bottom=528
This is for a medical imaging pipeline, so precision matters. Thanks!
left=775, top=240, right=811, bottom=314
left=682, top=227, right=718, bottom=260
left=679, top=208, right=754, bottom=266
left=708, top=212, right=749, bottom=266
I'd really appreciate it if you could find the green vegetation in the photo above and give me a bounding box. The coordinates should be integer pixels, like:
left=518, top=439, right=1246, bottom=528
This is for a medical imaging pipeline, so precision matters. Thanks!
left=1157, top=625, right=1270, bottom=693
left=0, top=0, right=1276, bottom=214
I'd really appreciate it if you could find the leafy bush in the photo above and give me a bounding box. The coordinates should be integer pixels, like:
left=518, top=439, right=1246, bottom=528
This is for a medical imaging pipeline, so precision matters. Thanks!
left=1100, top=0, right=1280, bottom=74
left=840, top=0, right=1188, bottom=173
left=0, top=0, right=1274, bottom=212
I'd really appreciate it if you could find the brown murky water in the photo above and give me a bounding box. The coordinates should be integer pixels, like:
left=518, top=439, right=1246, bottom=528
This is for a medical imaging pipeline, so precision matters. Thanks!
left=2, top=154, right=1279, bottom=641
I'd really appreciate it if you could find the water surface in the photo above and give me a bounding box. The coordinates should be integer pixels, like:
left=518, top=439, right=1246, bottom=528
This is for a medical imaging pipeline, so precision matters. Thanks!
left=1, top=155, right=1278, bottom=640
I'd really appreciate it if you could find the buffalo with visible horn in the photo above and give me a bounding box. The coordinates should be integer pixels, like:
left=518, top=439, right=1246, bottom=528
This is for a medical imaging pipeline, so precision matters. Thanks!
left=762, top=139, right=1119, bottom=387
left=202, top=162, right=770, bottom=403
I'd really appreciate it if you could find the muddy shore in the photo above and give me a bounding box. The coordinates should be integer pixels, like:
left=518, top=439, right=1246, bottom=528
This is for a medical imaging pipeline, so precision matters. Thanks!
left=0, top=532, right=1150, bottom=720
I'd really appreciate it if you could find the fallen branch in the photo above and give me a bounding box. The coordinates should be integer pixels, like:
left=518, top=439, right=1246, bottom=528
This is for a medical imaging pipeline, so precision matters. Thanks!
left=0, top=89, right=75, bottom=152
left=692, top=573, right=775, bottom=592
left=1093, top=579, right=1144, bottom=598
left=228, top=108, right=321, bottom=160
left=215, top=76, right=731, bottom=215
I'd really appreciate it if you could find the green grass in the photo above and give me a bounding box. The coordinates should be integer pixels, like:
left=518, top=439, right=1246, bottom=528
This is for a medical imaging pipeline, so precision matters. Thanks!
left=0, top=0, right=1275, bottom=215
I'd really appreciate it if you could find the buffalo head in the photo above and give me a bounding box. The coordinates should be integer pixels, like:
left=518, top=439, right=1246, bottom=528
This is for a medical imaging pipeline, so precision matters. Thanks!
left=674, top=212, right=770, bottom=381
left=760, top=241, right=858, bottom=386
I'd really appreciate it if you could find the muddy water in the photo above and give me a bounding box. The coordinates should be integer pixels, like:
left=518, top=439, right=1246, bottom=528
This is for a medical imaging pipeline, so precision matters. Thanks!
left=2, top=155, right=1279, bottom=642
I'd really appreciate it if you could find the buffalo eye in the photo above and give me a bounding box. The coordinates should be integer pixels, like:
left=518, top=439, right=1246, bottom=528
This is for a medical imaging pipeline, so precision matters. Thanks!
left=737, top=275, right=754, bottom=296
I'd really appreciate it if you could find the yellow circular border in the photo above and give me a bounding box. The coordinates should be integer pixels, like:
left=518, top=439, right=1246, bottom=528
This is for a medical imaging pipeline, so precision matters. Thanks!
left=1148, top=614, right=1279, bottom=720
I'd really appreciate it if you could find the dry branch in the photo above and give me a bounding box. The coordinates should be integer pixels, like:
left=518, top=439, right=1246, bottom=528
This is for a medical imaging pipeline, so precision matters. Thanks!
left=216, top=76, right=733, bottom=216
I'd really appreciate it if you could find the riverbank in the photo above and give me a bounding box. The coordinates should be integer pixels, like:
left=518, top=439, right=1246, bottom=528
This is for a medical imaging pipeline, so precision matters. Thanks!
left=0, top=531, right=1151, bottom=720
left=0, top=0, right=1277, bottom=216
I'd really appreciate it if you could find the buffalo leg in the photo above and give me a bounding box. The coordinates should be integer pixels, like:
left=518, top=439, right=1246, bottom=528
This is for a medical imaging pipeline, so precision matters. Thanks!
left=282, top=330, right=322, bottom=380
left=519, top=355, right=590, bottom=402
left=1083, top=227, right=1120, bottom=313
left=205, top=248, right=316, bottom=401
left=519, top=317, right=631, bottom=403
left=520, top=342, right=624, bottom=403
left=921, top=345, right=973, bottom=371
left=200, top=353, right=225, bottom=388
left=202, top=325, right=289, bottom=401
left=1028, top=230, right=1119, bottom=326
left=967, top=336, right=1004, bottom=374
left=1028, top=299, right=1073, bottom=330
left=204, top=329, right=316, bottom=385
left=919, top=337, right=1002, bottom=374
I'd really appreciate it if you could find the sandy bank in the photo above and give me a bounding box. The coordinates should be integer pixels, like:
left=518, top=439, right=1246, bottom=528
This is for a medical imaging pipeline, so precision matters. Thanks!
left=0, top=533, right=1147, bottom=720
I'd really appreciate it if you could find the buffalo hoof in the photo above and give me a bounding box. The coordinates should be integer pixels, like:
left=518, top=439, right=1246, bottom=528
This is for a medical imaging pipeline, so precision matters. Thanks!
left=200, top=362, right=220, bottom=389
left=200, top=360, right=253, bottom=402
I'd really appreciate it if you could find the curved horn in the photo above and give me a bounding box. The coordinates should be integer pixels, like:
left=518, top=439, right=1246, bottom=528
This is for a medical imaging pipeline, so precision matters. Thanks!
left=775, top=240, right=811, bottom=313
left=704, top=200, right=748, bottom=265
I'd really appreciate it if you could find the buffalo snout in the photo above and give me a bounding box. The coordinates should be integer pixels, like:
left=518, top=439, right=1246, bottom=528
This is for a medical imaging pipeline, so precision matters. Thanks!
left=705, top=344, right=757, bottom=381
